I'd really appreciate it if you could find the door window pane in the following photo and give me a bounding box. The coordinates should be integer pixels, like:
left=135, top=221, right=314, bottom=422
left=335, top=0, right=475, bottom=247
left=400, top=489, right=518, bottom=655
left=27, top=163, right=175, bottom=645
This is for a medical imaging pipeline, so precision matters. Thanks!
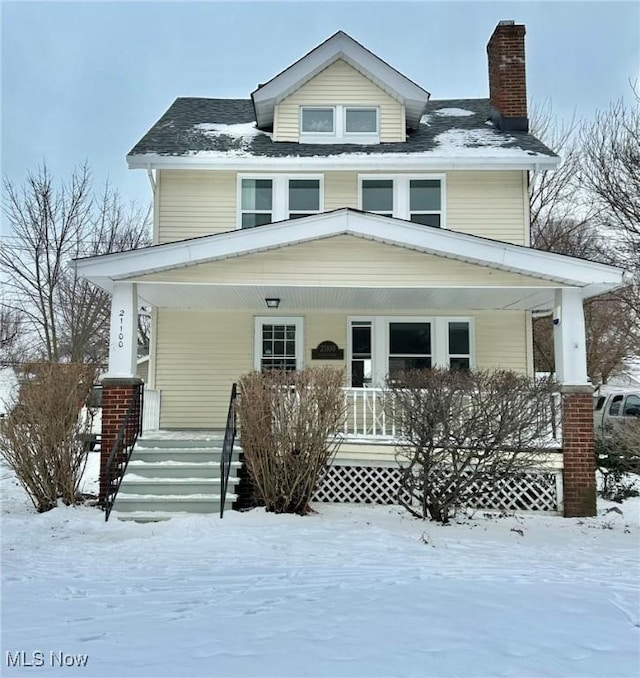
left=261, top=324, right=297, bottom=371
left=346, top=108, right=377, bottom=133
left=301, top=108, right=334, bottom=133
left=351, top=322, right=372, bottom=387
left=289, top=179, right=320, bottom=214
left=362, top=180, right=393, bottom=213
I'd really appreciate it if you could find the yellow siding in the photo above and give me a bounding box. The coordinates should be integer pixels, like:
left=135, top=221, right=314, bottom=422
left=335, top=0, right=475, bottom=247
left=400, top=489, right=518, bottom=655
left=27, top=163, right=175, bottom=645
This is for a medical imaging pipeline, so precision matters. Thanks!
left=156, top=170, right=526, bottom=245
left=157, top=170, right=236, bottom=243
left=475, top=311, right=528, bottom=374
left=324, top=172, right=359, bottom=211
left=447, top=171, right=527, bottom=245
left=136, top=235, right=554, bottom=288
left=153, top=309, right=528, bottom=428
left=155, top=310, right=253, bottom=428
left=274, top=59, right=405, bottom=142
left=305, top=313, right=347, bottom=370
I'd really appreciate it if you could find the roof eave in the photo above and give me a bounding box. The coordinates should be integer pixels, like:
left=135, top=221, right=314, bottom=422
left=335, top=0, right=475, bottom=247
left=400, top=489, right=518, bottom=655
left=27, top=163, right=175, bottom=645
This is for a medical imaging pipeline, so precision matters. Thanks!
left=74, top=209, right=624, bottom=294
left=127, top=153, right=560, bottom=172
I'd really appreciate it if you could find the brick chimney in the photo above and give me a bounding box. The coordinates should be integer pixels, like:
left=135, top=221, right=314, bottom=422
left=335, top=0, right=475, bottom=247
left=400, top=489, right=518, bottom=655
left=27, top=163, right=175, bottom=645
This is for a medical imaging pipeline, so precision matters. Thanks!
left=487, top=20, right=528, bottom=132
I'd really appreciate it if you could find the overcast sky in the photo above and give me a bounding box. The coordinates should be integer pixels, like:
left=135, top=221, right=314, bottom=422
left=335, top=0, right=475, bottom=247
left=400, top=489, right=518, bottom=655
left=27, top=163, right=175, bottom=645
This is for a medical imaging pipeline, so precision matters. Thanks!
left=2, top=1, right=639, bottom=235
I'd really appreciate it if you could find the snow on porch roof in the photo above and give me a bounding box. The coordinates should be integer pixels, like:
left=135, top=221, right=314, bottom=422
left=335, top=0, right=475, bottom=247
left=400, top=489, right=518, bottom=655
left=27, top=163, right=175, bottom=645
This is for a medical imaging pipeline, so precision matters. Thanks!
left=73, top=209, right=626, bottom=299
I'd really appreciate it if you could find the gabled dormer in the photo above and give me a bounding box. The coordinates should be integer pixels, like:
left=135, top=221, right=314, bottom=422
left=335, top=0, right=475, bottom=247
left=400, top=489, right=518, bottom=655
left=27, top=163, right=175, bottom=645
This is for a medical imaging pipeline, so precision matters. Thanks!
left=251, top=31, right=430, bottom=144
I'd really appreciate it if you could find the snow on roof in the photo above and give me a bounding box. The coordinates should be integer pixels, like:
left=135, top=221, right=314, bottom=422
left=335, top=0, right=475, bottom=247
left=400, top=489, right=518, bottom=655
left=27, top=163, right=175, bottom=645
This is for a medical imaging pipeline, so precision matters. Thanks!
left=432, top=128, right=541, bottom=157
left=433, top=107, right=475, bottom=117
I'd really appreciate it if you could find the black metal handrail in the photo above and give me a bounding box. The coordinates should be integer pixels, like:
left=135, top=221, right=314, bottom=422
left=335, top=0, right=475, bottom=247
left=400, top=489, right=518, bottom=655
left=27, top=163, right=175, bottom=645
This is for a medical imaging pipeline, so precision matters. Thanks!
left=220, top=382, right=238, bottom=518
left=104, top=383, right=144, bottom=522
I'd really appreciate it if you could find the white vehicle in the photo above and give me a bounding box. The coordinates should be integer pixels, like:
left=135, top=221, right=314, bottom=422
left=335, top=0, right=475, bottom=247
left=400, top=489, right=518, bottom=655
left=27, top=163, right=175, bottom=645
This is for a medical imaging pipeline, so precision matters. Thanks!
left=593, top=390, right=640, bottom=440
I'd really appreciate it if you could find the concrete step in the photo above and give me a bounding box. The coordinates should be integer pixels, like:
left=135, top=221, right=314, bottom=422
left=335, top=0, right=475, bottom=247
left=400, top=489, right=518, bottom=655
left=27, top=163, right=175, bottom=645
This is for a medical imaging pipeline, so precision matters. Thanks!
left=125, top=460, right=241, bottom=479
left=119, top=477, right=239, bottom=496
left=113, top=493, right=236, bottom=514
left=137, top=437, right=233, bottom=449
left=129, top=448, right=240, bottom=464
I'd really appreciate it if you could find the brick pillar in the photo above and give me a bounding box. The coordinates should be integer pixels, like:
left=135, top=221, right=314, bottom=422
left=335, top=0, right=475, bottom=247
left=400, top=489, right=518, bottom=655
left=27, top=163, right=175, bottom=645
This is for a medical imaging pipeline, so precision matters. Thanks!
left=100, top=377, right=144, bottom=506
left=561, top=386, right=596, bottom=517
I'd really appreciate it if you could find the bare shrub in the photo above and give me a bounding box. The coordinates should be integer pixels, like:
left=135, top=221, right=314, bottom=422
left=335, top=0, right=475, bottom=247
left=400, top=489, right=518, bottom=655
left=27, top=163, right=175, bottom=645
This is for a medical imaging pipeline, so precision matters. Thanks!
left=389, top=369, right=557, bottom=524
left=237, top=367, right=346, bottom=514
left=596, top=419, right=640, bottom=502
left=0, top=362, right=97, bottom=512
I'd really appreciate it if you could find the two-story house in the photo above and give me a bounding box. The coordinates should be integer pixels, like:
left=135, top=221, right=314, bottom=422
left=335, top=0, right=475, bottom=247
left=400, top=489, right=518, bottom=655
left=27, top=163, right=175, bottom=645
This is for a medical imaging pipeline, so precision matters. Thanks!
left=75, top=22, right=626, bottom=519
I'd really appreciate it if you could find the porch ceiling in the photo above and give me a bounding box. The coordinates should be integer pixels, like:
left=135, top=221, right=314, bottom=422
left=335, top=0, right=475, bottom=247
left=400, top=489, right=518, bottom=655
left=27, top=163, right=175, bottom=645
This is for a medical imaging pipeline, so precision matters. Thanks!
left=133, top=282, right=563, bottom=311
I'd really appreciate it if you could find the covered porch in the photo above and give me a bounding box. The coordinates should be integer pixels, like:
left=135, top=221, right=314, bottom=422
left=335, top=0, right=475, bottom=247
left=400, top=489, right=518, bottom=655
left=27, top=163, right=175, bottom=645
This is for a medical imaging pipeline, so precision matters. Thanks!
left=73, top=209, right=627, bottom=516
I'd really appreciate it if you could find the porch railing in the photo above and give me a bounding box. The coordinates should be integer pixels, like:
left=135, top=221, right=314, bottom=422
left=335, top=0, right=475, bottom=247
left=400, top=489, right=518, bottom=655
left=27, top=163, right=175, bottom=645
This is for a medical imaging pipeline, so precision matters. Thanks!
left=104, top=383, right=144, bottom=521
left=341, top=387, right=562, bottom=444
left=220, top=382, right=238, bottom=518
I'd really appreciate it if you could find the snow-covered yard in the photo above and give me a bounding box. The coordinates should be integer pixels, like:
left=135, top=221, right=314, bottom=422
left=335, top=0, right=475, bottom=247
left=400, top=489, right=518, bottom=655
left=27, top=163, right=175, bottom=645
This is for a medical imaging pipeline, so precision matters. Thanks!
left=1, top=457, right=639, bottom=678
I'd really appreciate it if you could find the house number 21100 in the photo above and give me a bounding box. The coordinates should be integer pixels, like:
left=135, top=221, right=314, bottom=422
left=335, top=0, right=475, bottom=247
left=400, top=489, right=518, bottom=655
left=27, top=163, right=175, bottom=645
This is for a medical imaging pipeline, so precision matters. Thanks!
left=118, top=310, right=125, bottom=348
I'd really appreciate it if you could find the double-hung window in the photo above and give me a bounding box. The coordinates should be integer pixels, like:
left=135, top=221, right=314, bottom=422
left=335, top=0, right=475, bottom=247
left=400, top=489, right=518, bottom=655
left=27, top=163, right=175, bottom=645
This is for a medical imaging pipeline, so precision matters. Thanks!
left=359, top=175, right=444, bottom=227
left=300, top=106, right=379, bottom=143
left=239, top=176, right=322, bottom=228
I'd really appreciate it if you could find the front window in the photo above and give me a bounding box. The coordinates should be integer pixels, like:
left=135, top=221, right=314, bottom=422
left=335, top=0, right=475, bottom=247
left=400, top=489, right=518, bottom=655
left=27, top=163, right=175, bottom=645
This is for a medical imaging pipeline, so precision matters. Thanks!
left=241, top=179, right=273, bottom=228
left=239, top=176, right=322, bottom=228
left=410, top=179, right=441, bottom=227
left=301, top=108, right=334, bottom=134
left=345, top=107, right=378, bottom=133
left=359, top=175, right=445, bottom=227
left=300, top=106, right=380, bottom=143
left=288, top=179, right=320, bottom=218
left=448, top=321, right=470, bottom=369
left=348, top=316, right=472, bottom=386
left=388, top=322, right=432, bottom=375
left=361, top=179, right=393, bottom=217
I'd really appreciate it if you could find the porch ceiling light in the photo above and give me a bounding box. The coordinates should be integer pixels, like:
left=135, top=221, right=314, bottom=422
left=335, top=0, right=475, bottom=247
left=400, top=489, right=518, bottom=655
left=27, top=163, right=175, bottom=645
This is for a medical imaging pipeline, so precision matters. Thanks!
left=265, top=297, right=281, bottom=309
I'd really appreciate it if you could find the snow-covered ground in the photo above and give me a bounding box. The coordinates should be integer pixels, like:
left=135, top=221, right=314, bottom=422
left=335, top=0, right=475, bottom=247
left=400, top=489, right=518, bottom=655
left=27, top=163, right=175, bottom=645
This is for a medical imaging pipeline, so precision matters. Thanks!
left=1, top=457, right=639, bottom=678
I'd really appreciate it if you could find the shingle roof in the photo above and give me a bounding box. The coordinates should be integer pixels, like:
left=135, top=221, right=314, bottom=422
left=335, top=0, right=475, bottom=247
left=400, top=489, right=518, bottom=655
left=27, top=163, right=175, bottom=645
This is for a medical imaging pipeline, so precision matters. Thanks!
left=128, top=97, right=557, bottom=160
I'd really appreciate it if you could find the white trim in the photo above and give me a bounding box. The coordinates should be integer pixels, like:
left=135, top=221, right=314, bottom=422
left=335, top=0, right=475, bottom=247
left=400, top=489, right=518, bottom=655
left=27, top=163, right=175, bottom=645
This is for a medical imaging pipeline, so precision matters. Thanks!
left=73, top=210, right=626, bottom=299
left=251, top=31, right=429, bottom=129
left=236, top=173, right=324, bottom=229
left=128, top=154, right=561, bottom=172
left=254, top=316, right=304, bottom=371
left=358, top=173, right=446, bottom=228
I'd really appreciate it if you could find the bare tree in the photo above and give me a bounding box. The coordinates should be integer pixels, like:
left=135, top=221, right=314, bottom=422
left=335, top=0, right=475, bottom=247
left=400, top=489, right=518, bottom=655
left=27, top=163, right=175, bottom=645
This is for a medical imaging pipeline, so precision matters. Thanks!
left=389, top=369, right=557, bottom=524
left=1, top=164, right=151, bottom=363
left=529, top=100, right=639, bottom=381
left=581, top=95, right=640, bottom=261
left=0, top=303, right=26, bottom=364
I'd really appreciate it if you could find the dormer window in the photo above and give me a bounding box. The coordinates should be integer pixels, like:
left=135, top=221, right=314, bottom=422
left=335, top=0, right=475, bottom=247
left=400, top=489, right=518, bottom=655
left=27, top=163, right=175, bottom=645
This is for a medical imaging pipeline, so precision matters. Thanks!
left=299, top=106, right=379, bottom=144
left=301, top=108, right=334, bottom=134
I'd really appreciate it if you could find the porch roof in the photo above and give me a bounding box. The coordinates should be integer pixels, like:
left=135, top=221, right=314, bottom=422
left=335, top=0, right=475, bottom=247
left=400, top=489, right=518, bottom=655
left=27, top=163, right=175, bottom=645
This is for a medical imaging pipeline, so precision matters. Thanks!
left=73, top=209, right=627, bottom=312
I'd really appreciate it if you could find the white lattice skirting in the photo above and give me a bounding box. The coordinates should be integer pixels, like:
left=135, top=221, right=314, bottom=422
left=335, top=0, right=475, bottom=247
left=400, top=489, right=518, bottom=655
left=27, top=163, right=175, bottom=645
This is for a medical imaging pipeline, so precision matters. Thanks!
left=313, top=464, right=562, bottom=512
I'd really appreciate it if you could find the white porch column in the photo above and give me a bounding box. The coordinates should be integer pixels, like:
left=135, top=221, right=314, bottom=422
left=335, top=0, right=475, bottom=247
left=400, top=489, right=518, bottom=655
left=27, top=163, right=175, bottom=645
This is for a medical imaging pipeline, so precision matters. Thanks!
left=106, top=282, right=138, bottom=378
left=553, top=288, right=589, bottom=385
